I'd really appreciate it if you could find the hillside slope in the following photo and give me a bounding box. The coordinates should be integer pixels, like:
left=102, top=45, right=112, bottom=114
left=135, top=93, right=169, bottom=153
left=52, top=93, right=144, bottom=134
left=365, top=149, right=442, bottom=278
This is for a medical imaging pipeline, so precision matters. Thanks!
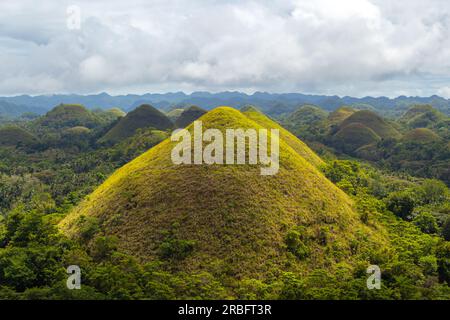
left=340, top=110, right=401, bottom=139
left=36, top=104, right=101, bottom=129
left=0, top=126, right=37, bottom=146
left=333, top=123, right=381, bottom=153
left=174, top=106, right=206, bottom=128
left=242, top=106, right=325, bottom=168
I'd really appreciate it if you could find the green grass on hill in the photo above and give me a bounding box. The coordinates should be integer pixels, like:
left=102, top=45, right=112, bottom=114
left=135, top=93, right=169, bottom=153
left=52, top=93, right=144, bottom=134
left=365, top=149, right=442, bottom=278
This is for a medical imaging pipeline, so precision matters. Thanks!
left=0, top=125, right=37, bottom=146
left=340, top=110, right=401, bottom=139
left=166, top=108, right=185, bottom=123
left=37, top=104, right=101, bottom=129
left=99, top=104, right=172, bottom=144
left=174, top=106, right=206, bottom=128
left=242, top=107, right=325, bottom=168
left=403, top=128, right=441, bottom=144
left=333, top=123, right=381, bottom=153
left=401, top=105, right=447, bottom=129
left=328, top=106, right=355, bottom=126
left=60, top=107, right=387, bottom=283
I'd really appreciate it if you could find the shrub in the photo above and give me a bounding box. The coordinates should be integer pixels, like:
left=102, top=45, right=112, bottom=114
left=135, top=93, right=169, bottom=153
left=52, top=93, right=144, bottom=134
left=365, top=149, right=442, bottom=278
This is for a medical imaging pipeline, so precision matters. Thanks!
left=385, top=190, right=416, bottom=219
left=285, top=229, right=309, bottom=260
left=159, top=239, right=195, bottom=260
left=442, top=217, right=450, bottom=241
left=413, top=211, right=439, bottom=234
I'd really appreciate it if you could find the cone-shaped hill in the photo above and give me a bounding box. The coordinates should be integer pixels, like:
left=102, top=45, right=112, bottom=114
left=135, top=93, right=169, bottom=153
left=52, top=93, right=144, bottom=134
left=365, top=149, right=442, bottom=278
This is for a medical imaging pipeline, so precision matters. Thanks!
left=402, top=128, right=441, bottom=144
left=174, top=106, right=206, bottom=128
left=0, top=126, right=37, bottom=146
left=287, top=105, right=328, bottom=124
left=339, top=110, right=400, bottom=139
left=328, top=106, right=355, bottom=126
left=333, top=123, right=381, bottom=153
left=400, top=105, right=446, bottom=129
left=36, top=104, right=101, bottom=129
left=281, top=105, right=328, bottom=143
left=166, top=108, right=185, bottom=123
left=107, top=108, right=126, bottom=118
left=99, top=104, right=173, bottom=144
left=60, top=107, right=386, bottom=281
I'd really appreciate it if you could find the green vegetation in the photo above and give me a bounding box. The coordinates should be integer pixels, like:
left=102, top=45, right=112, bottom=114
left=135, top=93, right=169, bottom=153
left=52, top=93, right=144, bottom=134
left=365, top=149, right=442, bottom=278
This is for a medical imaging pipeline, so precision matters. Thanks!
left=242, top=106, right=325, bottom=168
left=327, top=106, right=355, bottom=127
left=174, top=106, right=206, bottom=128
left=99, top=104, right=172, bottom=144
left=401, top=104, right=447, bottom=129
left=166, top=108, right=185, bottom=123
left=403, top=128, right=441, bottom=144
left=339, top=110, right=401, bottom=139
left=281, top=105, right=328, bottom=142
left=278, top=104, right=449, bottom=185
left=36, top=104, right=102, bottom=129
left=0, top=104, right=449, bottom=300
left=0, top=126, right=37, bottom=147
left=333, top=123, right=381, bottom=153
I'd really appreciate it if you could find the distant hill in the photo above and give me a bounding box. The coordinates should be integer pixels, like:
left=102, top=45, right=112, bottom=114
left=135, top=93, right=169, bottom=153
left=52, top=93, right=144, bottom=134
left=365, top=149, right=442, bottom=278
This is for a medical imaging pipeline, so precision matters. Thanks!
left=401, top=104, right=447, bottom=129
left=60, top=106, right=386, bottom=285
left=0, top=126, right=37, bottom=146
left=332, top=123, right=381, bottom=153
left=1, top=92, right=449, bottom=117
left=402, top=128, right=441, bottom=144
left=174, top=106, right=206, bottom=128
left=281, top=105, right=328, bottom=142
left=99, top=104, right=172, bottom=144
left=242, top=106, right=324, bottom=168
left=327, top=106, right=355, bottom=127
left=36, top=104, right=102, bottom=129
left=339, top=110, right=401, bottom=139
left=106, top=108, right=126, bottom=118
left=0, top=100, right=47, bottom=119
left=166, top=108, right=185, bottom=122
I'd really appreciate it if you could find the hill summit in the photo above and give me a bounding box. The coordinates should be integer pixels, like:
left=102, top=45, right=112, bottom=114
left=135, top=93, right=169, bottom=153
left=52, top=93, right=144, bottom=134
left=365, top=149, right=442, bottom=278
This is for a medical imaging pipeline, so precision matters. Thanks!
left=60, top=107, right=385, bottom=283
left=339, top=110, right=400, bottom=139
left=174, top=105, right=206, bottom=128
left=99, top=104, right=172, bottom=144
left=36, top=104, right=100, bottom=129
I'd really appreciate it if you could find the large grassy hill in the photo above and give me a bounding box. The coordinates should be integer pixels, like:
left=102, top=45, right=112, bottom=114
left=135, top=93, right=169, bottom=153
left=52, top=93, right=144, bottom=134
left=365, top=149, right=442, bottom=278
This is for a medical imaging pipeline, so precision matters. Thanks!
left=99, top=104, right=172, bottom=144
left=60, top=107, right=387, bottom=285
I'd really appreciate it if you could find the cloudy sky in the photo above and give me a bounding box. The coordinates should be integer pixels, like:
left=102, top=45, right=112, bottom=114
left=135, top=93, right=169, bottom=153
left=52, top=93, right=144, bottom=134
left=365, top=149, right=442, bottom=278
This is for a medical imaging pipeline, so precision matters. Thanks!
left=1, top=0, right=450, bottom=97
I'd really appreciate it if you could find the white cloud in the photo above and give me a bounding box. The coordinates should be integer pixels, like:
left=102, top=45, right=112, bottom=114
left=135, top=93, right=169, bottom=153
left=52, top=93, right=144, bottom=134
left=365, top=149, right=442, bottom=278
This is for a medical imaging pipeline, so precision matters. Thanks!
left=0, top=0, right=450, bottom=97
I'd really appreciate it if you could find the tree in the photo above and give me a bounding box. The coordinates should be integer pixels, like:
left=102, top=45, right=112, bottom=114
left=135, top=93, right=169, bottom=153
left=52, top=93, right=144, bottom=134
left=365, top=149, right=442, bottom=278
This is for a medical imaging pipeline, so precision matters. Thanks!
left=442, top=217, right=450, bottom=241
left=418, top=179, right=449, bottom=205
left=413, top=211, right=439, bottom=234
left=385, top=190, right=416, bottom=219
